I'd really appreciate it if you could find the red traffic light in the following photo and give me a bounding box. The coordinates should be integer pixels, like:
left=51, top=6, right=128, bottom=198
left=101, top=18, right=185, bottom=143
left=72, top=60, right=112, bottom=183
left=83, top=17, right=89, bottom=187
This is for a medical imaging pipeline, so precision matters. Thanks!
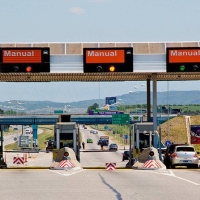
left=26, top=66, right=32, bottom=72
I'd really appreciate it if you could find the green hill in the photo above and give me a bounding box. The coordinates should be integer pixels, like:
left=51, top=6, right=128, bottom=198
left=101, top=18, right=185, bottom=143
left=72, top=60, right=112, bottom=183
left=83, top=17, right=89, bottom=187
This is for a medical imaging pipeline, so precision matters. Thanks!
left=160, top=115, right=200, bottom=152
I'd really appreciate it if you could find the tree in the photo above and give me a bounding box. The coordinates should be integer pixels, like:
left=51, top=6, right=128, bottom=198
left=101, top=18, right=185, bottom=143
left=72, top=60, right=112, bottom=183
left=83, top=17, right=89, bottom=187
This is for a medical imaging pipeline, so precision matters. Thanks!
left=0, top=109, right=4, bottom=114
left=5, top=110, right=17, bottom=115
left=87, top=103, right=99, bottom=113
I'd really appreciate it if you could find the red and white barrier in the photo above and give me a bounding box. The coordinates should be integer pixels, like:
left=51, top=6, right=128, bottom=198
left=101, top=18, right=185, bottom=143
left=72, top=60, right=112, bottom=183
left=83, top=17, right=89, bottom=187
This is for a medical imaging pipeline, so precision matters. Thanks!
left=105, top=163, right=116, bottom=170
left=13, top=157, right=24, bottom=164
left=142, top=160, right=163, bottom=169
left=57, top=160, right=75, bottom=168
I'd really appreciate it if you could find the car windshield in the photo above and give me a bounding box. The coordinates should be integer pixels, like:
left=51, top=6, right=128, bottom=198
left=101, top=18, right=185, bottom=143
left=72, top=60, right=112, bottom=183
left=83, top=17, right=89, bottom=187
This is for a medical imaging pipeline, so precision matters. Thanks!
left=176, top=147, right=195, bottom=152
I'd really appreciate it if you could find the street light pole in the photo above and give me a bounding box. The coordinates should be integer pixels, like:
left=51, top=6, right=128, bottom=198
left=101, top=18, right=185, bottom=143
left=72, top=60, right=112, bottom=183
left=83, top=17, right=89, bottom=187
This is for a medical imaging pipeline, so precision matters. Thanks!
left=134, top=84, right=145, bottom=123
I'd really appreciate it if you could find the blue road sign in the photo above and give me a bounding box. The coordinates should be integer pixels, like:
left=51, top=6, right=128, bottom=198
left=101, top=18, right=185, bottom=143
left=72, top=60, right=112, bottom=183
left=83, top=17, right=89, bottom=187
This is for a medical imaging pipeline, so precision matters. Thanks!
left=165, top=140, right=171, bottom=147
left=124, top=135, right=128, bottom=139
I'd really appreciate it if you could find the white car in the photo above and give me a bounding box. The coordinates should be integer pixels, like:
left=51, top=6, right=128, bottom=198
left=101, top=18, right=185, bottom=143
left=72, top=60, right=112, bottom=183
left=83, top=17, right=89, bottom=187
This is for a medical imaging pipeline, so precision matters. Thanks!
left=170, top=145, right=199, bottom=168
left=26, top=128, right=31, bottom=134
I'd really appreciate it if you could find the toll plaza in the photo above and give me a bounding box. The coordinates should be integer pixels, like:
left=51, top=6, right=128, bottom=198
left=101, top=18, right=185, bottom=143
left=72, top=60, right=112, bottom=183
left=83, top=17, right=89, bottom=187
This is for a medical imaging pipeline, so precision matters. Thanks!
left=1, top=42, right=200, bottom=169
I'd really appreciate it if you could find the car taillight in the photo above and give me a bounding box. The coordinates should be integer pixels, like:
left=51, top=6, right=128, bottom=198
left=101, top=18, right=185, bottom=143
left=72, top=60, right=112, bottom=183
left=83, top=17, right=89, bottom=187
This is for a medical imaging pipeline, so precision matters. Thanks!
left=194, top=153, right=198, bottom=158
left=173, top=153, right=178, bottom=158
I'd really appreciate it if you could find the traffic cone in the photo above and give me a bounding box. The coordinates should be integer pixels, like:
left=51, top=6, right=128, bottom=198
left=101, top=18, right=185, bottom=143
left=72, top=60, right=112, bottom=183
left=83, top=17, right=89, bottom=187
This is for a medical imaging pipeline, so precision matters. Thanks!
left=24, top=153, right=28, bottom=162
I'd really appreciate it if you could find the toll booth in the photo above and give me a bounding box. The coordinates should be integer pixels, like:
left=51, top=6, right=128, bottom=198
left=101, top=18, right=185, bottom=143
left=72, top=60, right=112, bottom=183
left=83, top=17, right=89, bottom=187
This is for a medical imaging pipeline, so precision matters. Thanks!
left=54, top=122, right=80, bottom=161
left=133, top=122, right=155, bottom=150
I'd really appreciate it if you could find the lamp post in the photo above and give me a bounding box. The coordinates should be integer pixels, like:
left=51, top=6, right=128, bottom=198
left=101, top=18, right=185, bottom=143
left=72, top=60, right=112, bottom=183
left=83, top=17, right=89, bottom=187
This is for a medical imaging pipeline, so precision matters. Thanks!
left=167, top=81, right=170, bottom=140
left=134, top=84, right=145, bottom=122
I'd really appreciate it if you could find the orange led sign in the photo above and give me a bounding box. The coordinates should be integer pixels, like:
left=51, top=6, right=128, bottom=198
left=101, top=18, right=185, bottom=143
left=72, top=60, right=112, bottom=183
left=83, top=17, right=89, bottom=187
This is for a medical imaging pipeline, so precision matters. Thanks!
left=0, top=47, right=50, bottom=73
left=2, top=49, right=42, bottom=63
left=83, top=47, right=133, bottom=73
left=168, top=49, right=200, bottom=63
left=85, top=49, right=125, bottom=64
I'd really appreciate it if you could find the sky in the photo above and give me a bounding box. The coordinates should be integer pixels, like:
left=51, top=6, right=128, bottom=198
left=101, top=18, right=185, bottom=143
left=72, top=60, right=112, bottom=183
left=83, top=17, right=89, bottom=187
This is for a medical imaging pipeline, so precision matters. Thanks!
left=0, top=0, right=200, bottom=103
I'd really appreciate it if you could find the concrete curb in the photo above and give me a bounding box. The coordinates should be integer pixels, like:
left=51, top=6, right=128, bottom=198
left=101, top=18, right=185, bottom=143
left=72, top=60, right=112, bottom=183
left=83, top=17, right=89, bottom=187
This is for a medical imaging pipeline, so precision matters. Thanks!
left=3, top=166, right=132, bottom=170
left=5, top=166, right=50, bottom=169
left=83, top=166, right=131, bottom=169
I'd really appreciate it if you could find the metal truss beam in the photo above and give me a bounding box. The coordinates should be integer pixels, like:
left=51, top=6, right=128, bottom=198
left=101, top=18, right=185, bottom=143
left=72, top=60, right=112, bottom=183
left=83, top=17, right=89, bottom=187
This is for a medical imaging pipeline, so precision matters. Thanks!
left=1, top=72, right=200, bottom=82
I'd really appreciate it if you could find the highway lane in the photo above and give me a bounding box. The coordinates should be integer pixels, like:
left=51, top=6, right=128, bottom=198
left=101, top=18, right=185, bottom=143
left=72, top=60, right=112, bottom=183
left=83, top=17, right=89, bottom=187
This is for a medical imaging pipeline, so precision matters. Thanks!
left=1, top=168, right=200, bottom=200
left=3, top=127, right=43, bottom=146
left=80, top=126, right=130, bottom=168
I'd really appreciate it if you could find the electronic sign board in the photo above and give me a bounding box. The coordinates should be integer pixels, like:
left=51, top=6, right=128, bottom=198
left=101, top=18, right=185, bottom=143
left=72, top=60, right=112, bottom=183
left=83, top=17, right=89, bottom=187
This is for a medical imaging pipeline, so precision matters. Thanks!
left=83, top=47, right=133, bottom=72
left=167, top=47, right=200, bottom=72
left=0, top=47, right=50, bottom=72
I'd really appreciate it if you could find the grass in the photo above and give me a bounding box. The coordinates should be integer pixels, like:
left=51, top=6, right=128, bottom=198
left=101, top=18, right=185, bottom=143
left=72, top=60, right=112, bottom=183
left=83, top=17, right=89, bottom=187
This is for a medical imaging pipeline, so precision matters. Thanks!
left=160, top=116, right=188, bottom=144
left=37, top=125, right=54, bottom=150
left=92, top=115, right=200, bottom=153
left=3, top=126, right=22, bottom=136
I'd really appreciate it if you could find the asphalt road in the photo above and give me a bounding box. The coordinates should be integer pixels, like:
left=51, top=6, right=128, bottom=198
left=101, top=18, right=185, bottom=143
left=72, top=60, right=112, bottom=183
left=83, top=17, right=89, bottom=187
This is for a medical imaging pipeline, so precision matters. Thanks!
left=2, top=125, right=200, bottom=200
left=1, top=168, right=200, bottom=200
left=80, top=126, right=130, bottom=168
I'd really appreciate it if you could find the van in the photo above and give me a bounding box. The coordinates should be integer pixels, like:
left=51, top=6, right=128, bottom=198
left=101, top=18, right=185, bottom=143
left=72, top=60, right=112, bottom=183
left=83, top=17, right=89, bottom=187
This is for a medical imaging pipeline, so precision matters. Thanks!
left=26, top=128, right=31, bottom=134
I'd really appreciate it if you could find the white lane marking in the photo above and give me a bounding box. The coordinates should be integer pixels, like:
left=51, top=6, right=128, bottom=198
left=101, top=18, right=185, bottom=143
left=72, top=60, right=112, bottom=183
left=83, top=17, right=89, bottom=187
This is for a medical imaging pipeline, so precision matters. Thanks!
left=140, top=169, right=200, bottom=186
left=166, top=169, right=200, bottom=186
left=171, top=175, right=200, bottom=186
left=168, top=169, right=175, bottom=176
left=49, top=168, right=86, bottom=177
left=135, top=169, right=200, bottom=185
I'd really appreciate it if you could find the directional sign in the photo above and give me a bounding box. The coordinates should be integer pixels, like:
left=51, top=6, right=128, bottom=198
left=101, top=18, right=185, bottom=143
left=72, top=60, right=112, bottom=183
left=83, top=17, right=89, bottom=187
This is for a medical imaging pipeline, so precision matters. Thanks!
left=54, top=110, right=63, bottom=114
left=165, top=140, right=171, bottom=147
left=112, top=114, right=130, bottom=124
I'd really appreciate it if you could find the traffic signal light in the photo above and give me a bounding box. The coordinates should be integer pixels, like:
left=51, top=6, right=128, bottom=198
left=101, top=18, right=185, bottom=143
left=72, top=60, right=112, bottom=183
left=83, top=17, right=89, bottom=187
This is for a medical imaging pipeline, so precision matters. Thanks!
left=0, top=47, right=50, bottom=73
left=167, top=47, right=200, bottom=72
left=83, top=47, right=133, bottom=73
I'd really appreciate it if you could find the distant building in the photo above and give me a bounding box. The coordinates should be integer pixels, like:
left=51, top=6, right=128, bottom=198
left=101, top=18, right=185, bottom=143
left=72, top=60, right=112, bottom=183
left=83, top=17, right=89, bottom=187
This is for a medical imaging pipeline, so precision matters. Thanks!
left=160, top=106, right=181, bottom=114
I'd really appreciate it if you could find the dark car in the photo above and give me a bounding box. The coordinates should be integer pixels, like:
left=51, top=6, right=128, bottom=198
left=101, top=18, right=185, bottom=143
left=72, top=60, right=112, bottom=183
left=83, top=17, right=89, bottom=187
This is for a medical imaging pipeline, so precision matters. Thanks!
left=64, top=142, right=73, bottom=148
left=46, top=139, right=55, bottom=153
left=164, top=143, right=188, bottom=168
left=122, top=150, right=133, bottom=161
left=98, top=139, right=108, bottom=146
left=109, top=143, right=118, bottom=151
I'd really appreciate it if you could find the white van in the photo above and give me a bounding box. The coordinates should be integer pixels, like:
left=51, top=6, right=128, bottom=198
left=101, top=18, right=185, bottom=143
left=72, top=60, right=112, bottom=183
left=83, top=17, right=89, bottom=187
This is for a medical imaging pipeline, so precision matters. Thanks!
left=26, top=128, right=31, bottom=134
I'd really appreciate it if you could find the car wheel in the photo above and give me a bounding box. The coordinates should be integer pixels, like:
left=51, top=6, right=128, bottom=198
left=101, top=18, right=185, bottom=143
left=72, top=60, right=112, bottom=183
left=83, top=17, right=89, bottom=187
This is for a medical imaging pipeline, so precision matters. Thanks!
left=170, top=164, right=175, bottom=169
left=193, top=164, right=198, bottom=169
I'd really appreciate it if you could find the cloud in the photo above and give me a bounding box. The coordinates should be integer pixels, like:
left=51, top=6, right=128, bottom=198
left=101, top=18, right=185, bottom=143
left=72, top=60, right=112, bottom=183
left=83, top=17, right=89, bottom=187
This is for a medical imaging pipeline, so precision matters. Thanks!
left=69, top=7, right=85, bottom=14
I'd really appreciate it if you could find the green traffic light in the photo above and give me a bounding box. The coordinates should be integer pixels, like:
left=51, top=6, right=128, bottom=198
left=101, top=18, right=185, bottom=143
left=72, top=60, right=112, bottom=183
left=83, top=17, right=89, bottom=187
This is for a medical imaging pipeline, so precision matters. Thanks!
left=180, top=65, right=185, bottom=71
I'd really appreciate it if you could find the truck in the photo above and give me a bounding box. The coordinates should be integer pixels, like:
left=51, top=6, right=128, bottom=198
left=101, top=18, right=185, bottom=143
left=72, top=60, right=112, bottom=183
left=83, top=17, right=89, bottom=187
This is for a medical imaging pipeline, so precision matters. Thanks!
left=98, top=136, right=109, bottom=146
left=18, top=135, right=30, bottom=149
